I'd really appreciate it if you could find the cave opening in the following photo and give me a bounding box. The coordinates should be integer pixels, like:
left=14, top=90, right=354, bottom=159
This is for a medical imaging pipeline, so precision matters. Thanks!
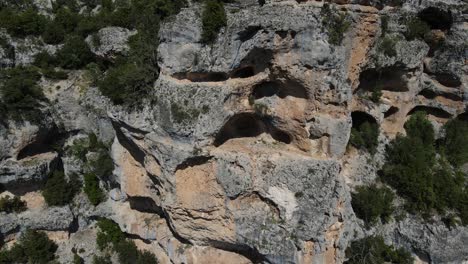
left=357, top=67, right=408, bottom=92
left=418, top=7, right=453, bottom=30
left=231, top=66, right=255, bottom=79
left=434, top=73, right=461, bottom=88
left=407, top=106, right=452, bottom=119
left=251, top=80, right=308, bottom=100
left=384, top=106, right=399, bottom=118
left=172, top=72, right=229, bottom=82
left=214, top=113, right=265, bottom=146
left=351, top=111, right=377, bottom=128
left=214, top=113, right=292, bottom=146
left=252, top=82, right=281, bottom=99
left=16, top=143, right=53, bottom=160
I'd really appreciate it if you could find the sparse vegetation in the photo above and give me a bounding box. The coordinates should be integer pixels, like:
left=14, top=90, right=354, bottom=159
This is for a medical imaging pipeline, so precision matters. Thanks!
left=441, top=119, right=468, bottom=167
left=96, top=219, right=157, bottom=264
left=321, top=3, right=350, bottom=45
left=405, top=17, right=430, bottom=40
left=0, top=7, right=47, bottom=37
left=84, top=172, right=105, bottom=206
left=0, top=195, right=27, bottom=213
left=0, top=229, right=58, bottom=264
left=379, top=35, right=398, bottom=57
left=42, top=171, right=80, bottom=206
left=201, top=0, right=227, bottom=43
left=349, top=122, right=379, bottom=154
left=351, top=185, right=395, bottom=227
left=345, top=235, right=413, bottom=264
left=56, top=35, right=95, bottom=69
left=382, top=112, right=468, bottom=224
left=0, top=66, right=45, bottom=122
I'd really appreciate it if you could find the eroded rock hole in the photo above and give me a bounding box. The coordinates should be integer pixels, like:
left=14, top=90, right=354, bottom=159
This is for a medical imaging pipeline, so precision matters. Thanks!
left=384, top=106, right=399, bottom=118
left=407, top=106, right=452, bottom=119
left=238, top=48, right=273, bottom=76
left=418, top=7, right=453, bottom=30
left=214, top=113, right=291, bottom=146
left=419, top=88, right=462, bottom=101
left=357, top=67, right=408, bottom=92
left=419, top=89, right=437, bottom=99
left=252, top=82, right=281, bottom=99
left=456, top=112, right=468, bottom=122
left=434, top=73, right=461, bottom=87
left=352, top=111, right=377, bottom=127
left=237, top=26, right=262, bottom=42
left=16, top=126, right=63, bottom=160
left=231, top=66, right=255, bottom=79
left=252, top=80, right=308, bottom=100
left=214, top=113, right=265, bottom=146
left=172, top=72, right=228, bottom=82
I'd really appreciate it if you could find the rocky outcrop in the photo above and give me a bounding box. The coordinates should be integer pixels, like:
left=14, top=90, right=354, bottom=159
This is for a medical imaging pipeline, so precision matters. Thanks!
left=0, top=0, right=467, bottom=263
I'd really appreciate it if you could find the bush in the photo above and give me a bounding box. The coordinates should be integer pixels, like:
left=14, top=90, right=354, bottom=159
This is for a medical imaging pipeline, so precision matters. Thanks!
left=349, top=122, right=379, bottom=154
left=441, top=119, right=468, bottom=167
left=405, top=17, right=430, bottom=40
left=0, top=229, right=58, bottom=264
left=382, top=112, right=467, bottom=222
left=0, top=66, right=45, bottom=122
left=73, top=253, right=84, bottom=264
left=84, top=173, right=105, bottom=206
left=92, top=255, right=112, bottom=264
left=42, top=20, right=66, bottom=44
left=42, top=171, right=80, bottom=206
left=404, top=111, right=434, bottom=146
left=96, top=219, right=157, bottom=264
left=321, top=4, right=350, bottom=45
left=351, top=185, right=394, bottom=226
left=379, top=36, right=398, bottom=57
left=98, top=62, right=151, bottom=105
left=369, top=87, right=383, bottom=103
left=0, top=8, right=48, bottom=37
left=345, top=235, right=413, bottom=264
left=56, top=35, right=95, bottom=69
left=0, top=195, right=27, bottom=213
left=201, top=0, right=227, bottom=43
left=96, top=219, right=125, bottom=250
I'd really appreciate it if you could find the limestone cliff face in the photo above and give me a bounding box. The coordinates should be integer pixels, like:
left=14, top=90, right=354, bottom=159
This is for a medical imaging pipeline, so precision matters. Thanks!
left=0, top=0, right=467, bottom=263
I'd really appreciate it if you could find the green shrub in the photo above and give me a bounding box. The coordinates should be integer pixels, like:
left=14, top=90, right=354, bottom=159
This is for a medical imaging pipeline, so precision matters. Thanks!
left=0, top=195, right=27, bottom=213
left=42, top=171, right=80, bottom=206
left=73, top=252, right=84, bottom=264
left=345, top=235, right=413, bottom=264
left=42, top=68, right=69, bottom=80
left=92, top=255, right=112, bottom=264
left=54, top=6, right=80, bottom=34
left=369, top=87, right=383, bottom=103
left=96, top=219, right=158, bottom=264
left=441, top=119, right=468, bottom=167
left=201, top=0, right=227, bottom=43
left=379, top=36, right=398, bottom=57
left=84, top=173, right=105, bottom=206
left=405, top=17, right=430, bottom=40
left=98, top=62, right=151, bottom=105
left=0, top=66, right=45, bottom=122
left=349, top=122, right=379, bottom=154
left=321, top=3, right=350, bottom=45
left=0, top=229, right=58, bottom=264
left=56, top=35, right=95, bottom=69
left=42, top=20, right=66, bottom=44
left=380, top=15, right=389, bottom=36
left=351, top=185, right=395, bottom=226
left=96, top=219, right=125, bottom=250
left=382, top=112, right=467, bottom=222
left=404, top=111, right=434, bottom=146
left=0, top=8, right=48, bottom=37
